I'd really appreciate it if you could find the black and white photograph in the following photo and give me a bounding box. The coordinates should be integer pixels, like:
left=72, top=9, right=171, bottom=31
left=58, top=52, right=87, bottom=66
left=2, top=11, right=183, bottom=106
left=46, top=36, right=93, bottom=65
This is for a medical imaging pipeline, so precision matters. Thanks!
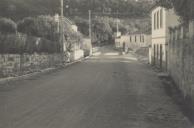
left=0, top=0, right=194, bottom=127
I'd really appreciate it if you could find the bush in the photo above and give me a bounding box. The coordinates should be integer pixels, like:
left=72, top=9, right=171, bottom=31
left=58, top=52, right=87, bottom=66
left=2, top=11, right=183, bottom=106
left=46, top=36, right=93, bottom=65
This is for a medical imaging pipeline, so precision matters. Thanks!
left=0, top=34, right=25, bottom=54
left=17, top=15, right=83, bottom=53
left=92, top=17, right=113, bottom=44
left=65, top=31, right=84, bottom=53
left=158, top=0, right=194, bottom=22
left=0, top=15, right=83, bottom=54
left=37, top=38, right=60, bottom=53
left=74, top=17, right=89, bottom=36
left=0, top=18, right=17, bottom=34
left=0, top=33, right=60, bottom=54
left=17, top=16, right=59, bottom=41
left=24, top=35, right=38, bottom=54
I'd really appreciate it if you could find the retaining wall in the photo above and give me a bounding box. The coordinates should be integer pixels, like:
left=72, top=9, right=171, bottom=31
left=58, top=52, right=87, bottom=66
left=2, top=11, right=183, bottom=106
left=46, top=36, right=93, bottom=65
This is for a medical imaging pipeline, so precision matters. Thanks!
left=0, top=54, right=63, bottom=78
left=169, top=22, right=194, bottom=99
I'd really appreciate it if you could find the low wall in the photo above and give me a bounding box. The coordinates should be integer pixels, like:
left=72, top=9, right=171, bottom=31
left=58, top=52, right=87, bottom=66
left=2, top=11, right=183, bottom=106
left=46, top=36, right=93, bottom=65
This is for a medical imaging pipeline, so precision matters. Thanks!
left=70, top=50, right=84, bottom=61
left=82, top=38, right=93, bottom=57
left=0, top=54, right=63, bottom=78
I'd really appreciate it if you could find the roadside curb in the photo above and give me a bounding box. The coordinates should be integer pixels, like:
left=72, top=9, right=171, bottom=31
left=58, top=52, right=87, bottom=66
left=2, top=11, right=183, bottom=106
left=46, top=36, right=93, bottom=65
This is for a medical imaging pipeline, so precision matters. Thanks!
left=0, top=55, right=91, bottom=85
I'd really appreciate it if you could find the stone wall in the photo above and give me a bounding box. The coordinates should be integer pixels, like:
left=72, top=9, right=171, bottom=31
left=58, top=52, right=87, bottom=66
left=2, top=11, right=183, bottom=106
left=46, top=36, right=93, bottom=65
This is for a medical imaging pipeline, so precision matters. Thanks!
left=0, top=54, right=63, bottom=78
left=168, top=22, right=194, bottom=99
left=70, top=50, right=84, bottom=61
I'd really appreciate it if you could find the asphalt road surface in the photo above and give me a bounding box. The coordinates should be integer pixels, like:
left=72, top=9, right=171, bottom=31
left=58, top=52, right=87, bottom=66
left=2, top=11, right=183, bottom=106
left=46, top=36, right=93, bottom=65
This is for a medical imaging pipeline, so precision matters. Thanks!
left=0, top=46, right=192, bottom=128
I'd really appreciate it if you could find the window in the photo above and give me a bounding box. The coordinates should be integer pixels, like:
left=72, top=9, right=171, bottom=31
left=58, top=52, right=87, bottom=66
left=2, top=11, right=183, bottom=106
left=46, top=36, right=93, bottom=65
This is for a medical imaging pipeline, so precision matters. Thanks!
left=140, top=35, right=142, bottom=42
left=154, top=13, right=156, bottom=30
left=130, top=36, right=132, bottom=42
left=135, top=36, right=136, bottom=42
left=157, top=11, right=159, bottom=29
left=142, top=35, right=144, bottom=42
left=160, top=9, right=163, bottom=28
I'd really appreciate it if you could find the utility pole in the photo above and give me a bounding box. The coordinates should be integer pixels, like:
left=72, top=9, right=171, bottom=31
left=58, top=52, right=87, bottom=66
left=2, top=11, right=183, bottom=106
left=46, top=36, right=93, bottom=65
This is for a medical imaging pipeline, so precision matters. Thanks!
left=117, top=10, right=119, bottom=34
left=60, top=0, right=65, bottom=52
left=89, top=10, right=92, bottom=42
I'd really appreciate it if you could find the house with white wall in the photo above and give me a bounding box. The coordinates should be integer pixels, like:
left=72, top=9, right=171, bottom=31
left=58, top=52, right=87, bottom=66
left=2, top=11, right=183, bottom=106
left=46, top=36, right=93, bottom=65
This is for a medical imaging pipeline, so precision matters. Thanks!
left=150, top=4, right=180, bottom=70
left=126, top=33, right=151, bottom=49
left=115, top=33, right=151, bottom=50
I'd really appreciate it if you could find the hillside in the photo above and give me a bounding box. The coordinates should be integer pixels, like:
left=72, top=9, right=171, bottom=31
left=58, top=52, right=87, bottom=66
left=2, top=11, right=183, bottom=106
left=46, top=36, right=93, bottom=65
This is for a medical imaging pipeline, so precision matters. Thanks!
left=0, top=0, right=59, bottom=20
left=0, top=0, right=154, bottom=21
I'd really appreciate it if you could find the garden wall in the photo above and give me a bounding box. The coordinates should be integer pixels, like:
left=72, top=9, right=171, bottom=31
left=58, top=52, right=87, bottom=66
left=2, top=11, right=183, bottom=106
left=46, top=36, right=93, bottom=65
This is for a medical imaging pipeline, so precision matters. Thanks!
left=168, top=22, right=194, bottom=99
left=0, top=54, right=63, bottom=78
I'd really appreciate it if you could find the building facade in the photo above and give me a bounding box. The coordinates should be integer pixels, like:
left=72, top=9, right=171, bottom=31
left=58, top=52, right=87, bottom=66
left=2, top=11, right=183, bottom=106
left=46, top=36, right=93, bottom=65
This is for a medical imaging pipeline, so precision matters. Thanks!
left=127, top=34, right=151, bottom=49
left=151, top=5, right=180, bottom=70
left=116, top=34, right=151, bottom=50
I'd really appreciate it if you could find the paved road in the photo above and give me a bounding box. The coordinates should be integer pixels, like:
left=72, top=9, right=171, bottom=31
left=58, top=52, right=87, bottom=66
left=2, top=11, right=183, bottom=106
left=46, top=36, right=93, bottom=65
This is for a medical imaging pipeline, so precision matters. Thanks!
left=0, top=46, right=192, bottom=128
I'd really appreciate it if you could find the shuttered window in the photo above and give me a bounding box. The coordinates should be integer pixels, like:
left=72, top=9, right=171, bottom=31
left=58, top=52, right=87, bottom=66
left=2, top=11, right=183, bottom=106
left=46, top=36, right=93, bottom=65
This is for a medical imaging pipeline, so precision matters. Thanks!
left=160, top=9, right=163, bottom=28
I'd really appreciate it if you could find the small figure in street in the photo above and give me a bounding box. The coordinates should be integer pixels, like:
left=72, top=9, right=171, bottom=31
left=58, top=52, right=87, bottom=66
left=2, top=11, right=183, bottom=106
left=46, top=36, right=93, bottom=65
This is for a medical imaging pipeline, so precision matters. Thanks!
left=122, top=42, right=128, bottom=54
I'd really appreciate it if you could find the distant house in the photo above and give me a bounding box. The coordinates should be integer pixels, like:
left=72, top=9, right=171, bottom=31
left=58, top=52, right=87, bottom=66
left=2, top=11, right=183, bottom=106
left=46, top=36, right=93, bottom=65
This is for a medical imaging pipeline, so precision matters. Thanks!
left=150, top=4, right=180, bottom=70
left=126, top=33, right=151, bottom=49
left=115, top=33, right=151, bottom=50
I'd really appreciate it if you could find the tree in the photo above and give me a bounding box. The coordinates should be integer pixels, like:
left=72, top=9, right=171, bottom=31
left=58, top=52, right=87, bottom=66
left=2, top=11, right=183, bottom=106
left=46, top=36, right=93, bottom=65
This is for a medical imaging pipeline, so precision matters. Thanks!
left=158, top=0, right=194, bottom=22
left=0, top=18, right=17, bottom=34
left=74, top=17, right=89, bottom=36
left=17, top=16, right=59, bottom=41
left=92, top=17, right=113, bottom=44
left=0, top=0, right=153, bottom=20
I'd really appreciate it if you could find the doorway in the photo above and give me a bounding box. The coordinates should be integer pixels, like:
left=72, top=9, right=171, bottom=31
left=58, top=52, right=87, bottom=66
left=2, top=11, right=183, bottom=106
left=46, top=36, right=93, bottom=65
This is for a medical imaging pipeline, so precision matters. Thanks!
left=160, top=44, right=163, bottom=69
left=153, top=44, right=156, bottom=65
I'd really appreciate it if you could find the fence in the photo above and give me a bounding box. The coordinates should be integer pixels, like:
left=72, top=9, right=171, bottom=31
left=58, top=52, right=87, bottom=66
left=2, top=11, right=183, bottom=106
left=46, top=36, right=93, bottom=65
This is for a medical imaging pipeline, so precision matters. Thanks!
left=169, top=21, right=194, bottom=99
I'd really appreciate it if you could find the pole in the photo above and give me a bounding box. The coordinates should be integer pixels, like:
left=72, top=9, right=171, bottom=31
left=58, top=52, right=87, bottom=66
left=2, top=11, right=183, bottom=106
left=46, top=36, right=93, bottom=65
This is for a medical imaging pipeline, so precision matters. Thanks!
left=117, top=10, right=119, bottom=34
left=89, top=10, right=92, bottom=41
left=60, top=0, right=65, bottom=52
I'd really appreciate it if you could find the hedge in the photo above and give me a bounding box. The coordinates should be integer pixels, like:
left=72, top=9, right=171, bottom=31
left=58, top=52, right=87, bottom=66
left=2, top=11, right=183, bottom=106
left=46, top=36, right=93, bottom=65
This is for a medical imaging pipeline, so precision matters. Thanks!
left=0, top=15, right=83, bottom=54
left=17, top=16, right=60, bottom=42
left=0, top=33, right=60, bottom=54
left=0, top=18, right=17, bottom=34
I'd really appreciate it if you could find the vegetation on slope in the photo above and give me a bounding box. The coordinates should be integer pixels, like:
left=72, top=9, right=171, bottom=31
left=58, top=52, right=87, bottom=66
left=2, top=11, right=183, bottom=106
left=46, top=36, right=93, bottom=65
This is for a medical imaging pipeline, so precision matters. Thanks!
left=0, top=0, right=153, bottom=20
left=157, top=0, right=194, bottom=22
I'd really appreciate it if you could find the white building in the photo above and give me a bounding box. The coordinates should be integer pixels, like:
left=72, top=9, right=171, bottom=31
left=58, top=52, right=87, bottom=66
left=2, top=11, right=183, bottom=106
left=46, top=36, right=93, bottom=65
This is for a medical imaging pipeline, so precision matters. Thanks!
left=150, top=4, right=180, bottom=70
left=115, top=33, right=151, bottom=50
left=114, top=32, right=121, bottom=38
left=126, top=34, right=151, bottom=49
